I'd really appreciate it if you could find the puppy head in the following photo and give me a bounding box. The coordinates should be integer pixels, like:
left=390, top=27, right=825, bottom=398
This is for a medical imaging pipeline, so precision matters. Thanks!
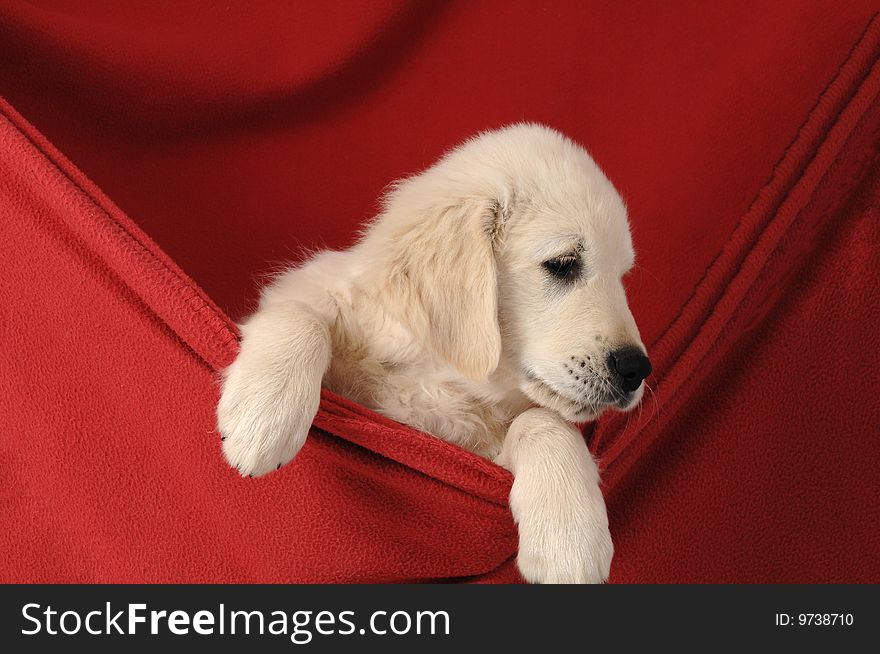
left=493, top=128, right=648, bottom=421
left=371, top=124, right=649, bottom=421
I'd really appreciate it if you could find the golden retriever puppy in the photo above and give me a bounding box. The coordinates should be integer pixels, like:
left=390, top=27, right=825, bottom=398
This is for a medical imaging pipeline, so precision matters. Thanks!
left=217, top=124, right=651, bottom=583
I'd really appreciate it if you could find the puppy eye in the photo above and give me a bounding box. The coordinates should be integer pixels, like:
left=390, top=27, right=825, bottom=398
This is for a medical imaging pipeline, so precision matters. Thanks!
left=542, top=255, right=581, bottom=281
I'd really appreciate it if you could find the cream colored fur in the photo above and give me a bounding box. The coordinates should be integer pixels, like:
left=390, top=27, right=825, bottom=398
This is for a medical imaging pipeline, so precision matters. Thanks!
left=217, top=124, right=647, bottom=584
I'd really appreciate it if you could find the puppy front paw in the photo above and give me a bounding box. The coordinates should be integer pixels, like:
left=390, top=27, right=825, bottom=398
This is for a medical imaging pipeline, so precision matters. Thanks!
left=515, top=509, right=613, bottom=584
left=217, top=358, right=320, bottom=477
left=509, top=457, right=613, bottom=583
left=499, top=408, right=614, bottom=584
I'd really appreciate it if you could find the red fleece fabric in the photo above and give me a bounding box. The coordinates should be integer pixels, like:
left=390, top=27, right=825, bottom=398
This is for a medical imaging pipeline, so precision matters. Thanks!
left=1, top=2, right=878, bottom=582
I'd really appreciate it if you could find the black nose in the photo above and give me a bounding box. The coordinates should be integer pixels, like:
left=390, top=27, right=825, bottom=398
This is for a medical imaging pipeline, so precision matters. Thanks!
left=608, top=347, right=652, bottom=393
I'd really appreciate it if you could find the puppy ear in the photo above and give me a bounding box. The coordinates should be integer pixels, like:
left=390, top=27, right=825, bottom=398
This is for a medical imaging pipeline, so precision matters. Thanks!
left=377, top=192, right=503, bottom=381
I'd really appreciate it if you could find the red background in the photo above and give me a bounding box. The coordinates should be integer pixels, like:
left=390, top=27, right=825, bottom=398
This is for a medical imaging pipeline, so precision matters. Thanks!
left=1, top=1, right=878, bottom=582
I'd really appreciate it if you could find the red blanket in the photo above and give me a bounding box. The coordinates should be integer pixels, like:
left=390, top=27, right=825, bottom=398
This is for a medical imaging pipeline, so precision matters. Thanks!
left=1, top=2, right=878, bottom=582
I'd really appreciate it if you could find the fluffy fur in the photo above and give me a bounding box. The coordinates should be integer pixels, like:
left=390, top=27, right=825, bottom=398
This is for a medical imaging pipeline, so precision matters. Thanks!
left=217, top=124, right=648, bottom=583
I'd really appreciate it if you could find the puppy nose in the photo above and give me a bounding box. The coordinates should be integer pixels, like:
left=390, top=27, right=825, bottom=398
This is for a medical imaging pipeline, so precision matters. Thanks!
left=608, top=347, right=652, bottom=392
